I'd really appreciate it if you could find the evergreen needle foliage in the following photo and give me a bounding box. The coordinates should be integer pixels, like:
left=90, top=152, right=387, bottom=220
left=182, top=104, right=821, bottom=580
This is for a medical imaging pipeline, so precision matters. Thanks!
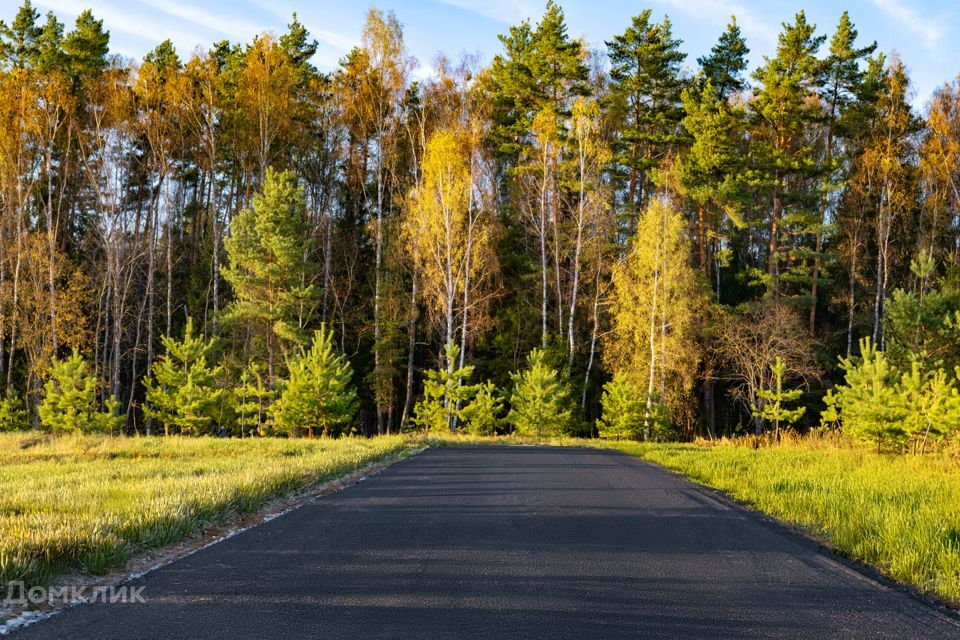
left=410, top=342, right=477, bottom=434
left=507, top=349, right=570, bottom=439
left=274, top=324, right=357, bottom=437
left=145, top=318, right=224, bottom=436
left=38, top=348, right=122, bottom=434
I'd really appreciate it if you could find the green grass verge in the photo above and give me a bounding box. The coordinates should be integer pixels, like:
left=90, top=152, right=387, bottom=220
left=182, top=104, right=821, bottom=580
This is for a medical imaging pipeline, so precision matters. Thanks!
left=592, top=438, right=960, bottom=604
left=0, top=433, right=413, bottom=591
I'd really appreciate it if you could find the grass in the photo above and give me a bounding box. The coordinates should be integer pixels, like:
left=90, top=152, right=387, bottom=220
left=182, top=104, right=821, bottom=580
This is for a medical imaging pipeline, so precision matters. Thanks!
left=7, top=430, right=960, bottom=608
left=0, top=433, right=412, bottom=591
left=594, top=436, right=960, bottom=604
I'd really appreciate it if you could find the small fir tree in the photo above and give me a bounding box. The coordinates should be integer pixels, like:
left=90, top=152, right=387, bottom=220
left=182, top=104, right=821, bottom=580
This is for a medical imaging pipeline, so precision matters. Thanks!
left=597, top=372, right=644, bottom=441
left=38, top=348, right=122, bottom=434
left=145, top=318, right=223, bottom=436
left=274, top=325, right=357, bottom=437
left=507, top=349, right=571, bottom=439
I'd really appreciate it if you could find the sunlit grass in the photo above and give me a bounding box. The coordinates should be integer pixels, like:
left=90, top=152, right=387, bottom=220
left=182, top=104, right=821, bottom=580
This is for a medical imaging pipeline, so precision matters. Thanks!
left=0, top=433, right=412, bottom=590
left=595, top=437, right=960, bottom=604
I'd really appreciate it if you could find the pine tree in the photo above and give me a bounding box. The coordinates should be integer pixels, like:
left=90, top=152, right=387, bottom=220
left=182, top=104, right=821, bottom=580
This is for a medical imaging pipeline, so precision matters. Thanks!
left=597, top=372, right=644, bottom=441
left=680, top=79, right=746, bottom=284
left=0, top=388, right=27, bottom=431
left=831, top=338, right=906, bottom=451
left=62, top=9, right=108, bottom=81
left=751, top=356, right=806, bottom=434
left=608, top=9, right=687, bottom=226
left=38, top=348, right=122, bottom=434
left=34, top=12, right=65, bottom=73
left=749, top=12, right=825, bottom=299
left=489, top=0, right=587, bottom=160
left=808, top=12, right=876, bottom=335
left=145, top=319, right=224, bottom=436
left=233, top=364, right=274, bottom=438
left=897, top=363, right=960, bottom=453
left=223, top=168, right=316, bottom=384
left=274, top=325, right=357, bottom=437
left=461, top=381, right=503, bottom=436
left=410, top=342, right=476, bottom=434
left=697, top=17, right=749, bottom=100
left=0, top=1, right=41, bottom=69
left=507, top=349, right=570, bottom=439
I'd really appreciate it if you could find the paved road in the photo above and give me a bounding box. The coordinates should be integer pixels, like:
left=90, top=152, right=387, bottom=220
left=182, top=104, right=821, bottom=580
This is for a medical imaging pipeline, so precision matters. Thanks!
left=12, top=446, right=960, bottom=639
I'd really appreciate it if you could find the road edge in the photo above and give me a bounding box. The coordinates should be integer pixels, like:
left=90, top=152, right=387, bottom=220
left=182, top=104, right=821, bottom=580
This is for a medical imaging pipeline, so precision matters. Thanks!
left=0, top=443, right=426, bottom=636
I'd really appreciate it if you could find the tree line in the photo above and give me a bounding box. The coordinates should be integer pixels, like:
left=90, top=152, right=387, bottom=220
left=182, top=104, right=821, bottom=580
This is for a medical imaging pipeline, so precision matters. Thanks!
left=2, top=1, right=960, bottom=448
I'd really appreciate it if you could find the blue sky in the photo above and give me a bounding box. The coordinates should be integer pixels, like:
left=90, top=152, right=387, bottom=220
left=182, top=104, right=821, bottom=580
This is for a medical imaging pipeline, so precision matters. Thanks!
left=27, top=0, right=960, bottom=109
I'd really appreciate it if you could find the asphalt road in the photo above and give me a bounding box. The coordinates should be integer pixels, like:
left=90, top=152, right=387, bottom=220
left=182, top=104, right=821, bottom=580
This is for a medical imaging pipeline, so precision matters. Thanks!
left=12, top=446, right=960, bottom=639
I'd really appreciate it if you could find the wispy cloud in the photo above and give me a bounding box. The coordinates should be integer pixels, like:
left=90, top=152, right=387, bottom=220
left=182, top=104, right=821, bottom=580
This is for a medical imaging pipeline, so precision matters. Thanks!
left=431, top=0, right=540, bottom=25
left=653, top=0, right=778, bottom=47
left=34, top=0, right=208, bottom=51
left=867, top=0, right=945, bottom=50
left=245, top=0, right=358, bottom=52
left=137, top=0, right=263, bottom=40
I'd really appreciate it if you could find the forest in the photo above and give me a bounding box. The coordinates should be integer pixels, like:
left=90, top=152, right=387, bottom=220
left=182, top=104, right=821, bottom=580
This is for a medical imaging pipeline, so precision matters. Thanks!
left=1, top=0, right=959, bottom=449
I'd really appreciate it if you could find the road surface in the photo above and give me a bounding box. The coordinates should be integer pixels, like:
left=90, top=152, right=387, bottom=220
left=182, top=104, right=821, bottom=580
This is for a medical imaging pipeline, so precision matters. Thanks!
left=12, top=446, right=960, bottom=639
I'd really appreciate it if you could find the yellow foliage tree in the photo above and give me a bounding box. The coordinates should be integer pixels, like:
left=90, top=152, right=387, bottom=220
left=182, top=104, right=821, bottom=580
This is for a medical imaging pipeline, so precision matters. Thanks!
left=605, top=200, right=701, bottom=438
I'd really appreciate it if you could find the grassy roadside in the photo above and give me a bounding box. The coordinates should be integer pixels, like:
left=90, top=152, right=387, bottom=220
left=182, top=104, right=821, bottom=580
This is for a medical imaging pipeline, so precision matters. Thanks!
left=592, top=438, right=960, bottom=604
left=0, top=433, right=414, bottom=591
